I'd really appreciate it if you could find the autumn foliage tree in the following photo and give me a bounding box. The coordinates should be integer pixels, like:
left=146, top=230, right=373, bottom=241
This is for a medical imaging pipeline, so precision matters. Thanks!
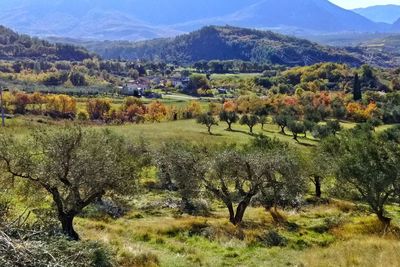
left=86, top=98, right=111, bottom=120
left=145, top=101, right=168, bottom=122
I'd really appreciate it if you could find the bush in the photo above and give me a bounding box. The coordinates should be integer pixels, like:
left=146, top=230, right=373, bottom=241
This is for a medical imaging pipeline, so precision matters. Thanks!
left=258, top=230, right=288, bottom=247
left=77, top=111, right=88, bottom=121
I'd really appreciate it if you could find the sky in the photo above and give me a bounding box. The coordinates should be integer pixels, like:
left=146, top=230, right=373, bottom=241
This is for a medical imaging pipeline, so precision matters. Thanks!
left=330, top=0, right=400, bottom=9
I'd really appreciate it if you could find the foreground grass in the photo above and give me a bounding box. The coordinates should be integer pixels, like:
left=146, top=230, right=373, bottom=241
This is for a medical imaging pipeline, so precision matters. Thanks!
left=76, top=195, right=400, bottom=267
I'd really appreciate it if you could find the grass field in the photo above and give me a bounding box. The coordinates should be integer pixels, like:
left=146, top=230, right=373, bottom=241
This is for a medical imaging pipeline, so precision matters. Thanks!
left=2, top=116, right=400, bottom=267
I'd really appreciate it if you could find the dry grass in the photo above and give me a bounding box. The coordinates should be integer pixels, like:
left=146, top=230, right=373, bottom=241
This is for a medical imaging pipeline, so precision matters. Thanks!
left=300, top=237, right=400, bottom=267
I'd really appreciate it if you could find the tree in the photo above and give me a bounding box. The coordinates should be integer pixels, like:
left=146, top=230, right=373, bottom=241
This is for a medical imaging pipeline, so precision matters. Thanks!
left=367, top=117, right=383, bottom=131
left=287, top=121, right=305, bottom=142
left=219, top=111, right=239, bottom=131
left=187, top=74, right=209, bottom=95
left=86, top=98, right=111, bottom=120
left=240, top=114, right=259, bottom=134
left=312, top=125, right=332, bottom=139
left=321, top=129, right=400, bottom=228
left=326, top=120, right=342, bottom=136
left=332, top=97, right=347, bottom=120
left=0, top=127, right=137, bottom=240
left=146, top=101, right=168, bottom=122
left=257, top=146, right=307, bottom=223
left=46, top=95, right=77, bottom=118
left=70, top=71, right=87, bottom=87
left=353, top=73, right=362, bottom=101
left=303, top=120, right=316, bottom=139
left=307, top=147, right=333, bottom=198
left=203, top=148, right=268, bottom=225
left=156, top=142, right=205, bottom=214
left=259, top=115, right=268, bottom=130
left=273, top=114, right=293, bottom=135
left=12, top=92, right=30, bottom=114
left=197, top=113, right=218, bottom=135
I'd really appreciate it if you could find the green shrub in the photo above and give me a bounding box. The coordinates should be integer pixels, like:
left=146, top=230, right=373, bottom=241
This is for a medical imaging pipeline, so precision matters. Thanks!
left=258, top=230, right=288, bottom=247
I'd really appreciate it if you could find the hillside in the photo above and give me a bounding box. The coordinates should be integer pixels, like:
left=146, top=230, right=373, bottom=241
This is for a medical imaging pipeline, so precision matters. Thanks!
left=361, top=35, right=400, bottom=55
left=353, top=5, right=400, bottom=24
left=84, top=26, right=362, bottom=66
left=0, top=0, right=395, bottom=41
left=0, top=25, right=92, bottom=61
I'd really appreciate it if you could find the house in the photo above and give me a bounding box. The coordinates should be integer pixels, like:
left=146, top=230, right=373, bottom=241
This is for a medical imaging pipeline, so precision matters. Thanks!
left=121, top=78, right=151, bottom=97
left=218, top=88, right=229, bottom=94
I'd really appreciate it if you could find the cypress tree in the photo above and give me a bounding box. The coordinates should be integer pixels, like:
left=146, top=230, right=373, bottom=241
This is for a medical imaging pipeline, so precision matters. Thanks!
left=353, top=73, right=362, bottom=101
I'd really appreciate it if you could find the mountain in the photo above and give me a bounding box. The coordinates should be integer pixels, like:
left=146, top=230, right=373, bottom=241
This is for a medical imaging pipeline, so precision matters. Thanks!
left=353, top=5, right=400, bottom=24
left=0, top=25, right=92, bottom=61
left=85, top=26, right=362, bottom=67
left=217, top=0, right=387, bottom=33
left=0, top=0, right=395, bottom=41
left=393, top=18, right=400, bottom=31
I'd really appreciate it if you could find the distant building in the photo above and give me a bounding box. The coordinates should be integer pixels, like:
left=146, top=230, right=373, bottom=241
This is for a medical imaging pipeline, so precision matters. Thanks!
left=121, top=78, right=151, bottom=97
left=218, top=88, right=229, bottom=94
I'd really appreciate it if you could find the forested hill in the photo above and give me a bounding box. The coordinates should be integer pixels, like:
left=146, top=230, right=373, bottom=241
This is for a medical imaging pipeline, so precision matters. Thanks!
left=0, top=25, right=93, bottom=61
left=87, top=26, right=362, bottom=66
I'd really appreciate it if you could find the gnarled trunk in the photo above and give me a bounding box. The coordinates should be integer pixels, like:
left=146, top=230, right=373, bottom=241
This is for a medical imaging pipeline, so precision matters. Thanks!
left=233, top=201, right=249, bottom=225
left=227, top=203, right=236, bottom=225
left=314, top=176, right=322, bottom=198
left=59, top=213, right=79, bottom=240
left=377, top=210, right=391, bottom=231
left=249, top=126, right=254, bottom=134
left=227, top=122, right=232, bottom=131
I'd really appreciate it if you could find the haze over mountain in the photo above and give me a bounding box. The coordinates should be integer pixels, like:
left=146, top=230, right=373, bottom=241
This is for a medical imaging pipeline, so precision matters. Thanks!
left=0, top=0, right=398, bottom=41
left=353, top=5, right=400, bottom=24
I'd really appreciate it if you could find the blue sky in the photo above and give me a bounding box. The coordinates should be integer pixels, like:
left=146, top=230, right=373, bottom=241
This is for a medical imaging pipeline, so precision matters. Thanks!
left=330, top=0, right=400, bottom=9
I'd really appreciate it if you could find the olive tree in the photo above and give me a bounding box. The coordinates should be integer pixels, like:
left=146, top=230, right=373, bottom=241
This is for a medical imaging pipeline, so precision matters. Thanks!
left=321, top=129, right=400, bottom=228
left=258, top=146, right=307, bottom=223
left=287, top=121, right=305, bottom=142
left=273, top=114, right=293, bottom=135
left=197, top=113, right=218, bottom=135
left=155, top=142, right=205, bottom=214
left=0, top=127, right=137, bottom=240
left=240, top=114, right=259, bottom=134
left=219, top=111, right=239, bottom=131
left=203, top=148, right=266, bottom=225
left=202, top=139, right=303, bottom=226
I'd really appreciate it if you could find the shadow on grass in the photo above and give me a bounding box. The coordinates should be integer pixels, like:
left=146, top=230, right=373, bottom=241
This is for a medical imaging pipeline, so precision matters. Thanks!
left=230, top=129, right=253, bottom=136
left=297, top=142, right=316, bottom=147
left=201, top=132, right=224, bottom=137
left=261, top=129, right=277, bottom=134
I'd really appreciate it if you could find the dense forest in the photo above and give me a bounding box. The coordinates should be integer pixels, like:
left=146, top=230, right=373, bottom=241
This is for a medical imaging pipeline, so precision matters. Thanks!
left=0, top=26, right=93, bottom=61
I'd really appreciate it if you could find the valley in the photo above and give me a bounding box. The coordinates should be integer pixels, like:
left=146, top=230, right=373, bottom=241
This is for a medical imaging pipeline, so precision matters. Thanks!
left=1, top=1, right=400, bottom=267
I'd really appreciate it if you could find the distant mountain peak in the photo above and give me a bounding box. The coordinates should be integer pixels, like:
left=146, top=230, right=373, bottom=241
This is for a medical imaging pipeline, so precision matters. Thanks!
left=353, top=4, right=400, bottom=24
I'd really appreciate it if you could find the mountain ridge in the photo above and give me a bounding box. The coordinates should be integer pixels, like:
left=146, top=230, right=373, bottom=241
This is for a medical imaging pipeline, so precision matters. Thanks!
left=0, top=0, right=397, bottom=41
